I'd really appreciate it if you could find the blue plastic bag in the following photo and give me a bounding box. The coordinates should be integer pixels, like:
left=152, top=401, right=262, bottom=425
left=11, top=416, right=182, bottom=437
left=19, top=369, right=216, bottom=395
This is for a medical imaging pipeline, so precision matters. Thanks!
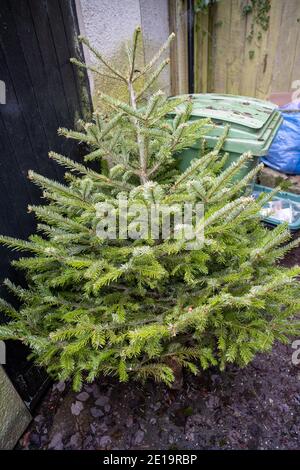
left=261, top=101, right=300, bottom=175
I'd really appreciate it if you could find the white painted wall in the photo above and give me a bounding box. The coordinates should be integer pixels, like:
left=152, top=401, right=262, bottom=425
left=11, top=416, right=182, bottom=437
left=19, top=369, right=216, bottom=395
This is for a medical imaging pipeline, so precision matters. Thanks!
left=79, top=0, right=141, bottom=58
left=76, top=0, right=171, bottom=96
left=140, top=0, right=170, bottom=94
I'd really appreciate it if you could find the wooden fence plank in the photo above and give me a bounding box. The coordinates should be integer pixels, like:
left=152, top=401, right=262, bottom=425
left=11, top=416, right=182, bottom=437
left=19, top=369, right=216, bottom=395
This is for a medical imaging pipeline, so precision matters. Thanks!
left=194, top=10, right=210, bottom=92
left=227, top=0, right=245, bottom=95
left=285, top=0, right=300, bottom=93
left=211, top=0, right=232, bottom=93
left=195, top=0, right=300, bottom=99
left=169, top=0, right=188, bottom=95
left=272, top=0, right=300, bottom=92
left=254, top=0, right=282, bottom=98
left=0, top=0, right=58, bottom=178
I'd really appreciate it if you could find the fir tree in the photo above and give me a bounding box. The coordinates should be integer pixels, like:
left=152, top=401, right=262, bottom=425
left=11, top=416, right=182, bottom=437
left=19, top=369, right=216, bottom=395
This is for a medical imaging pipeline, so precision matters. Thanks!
left=0, top=27, right=300, bottom=390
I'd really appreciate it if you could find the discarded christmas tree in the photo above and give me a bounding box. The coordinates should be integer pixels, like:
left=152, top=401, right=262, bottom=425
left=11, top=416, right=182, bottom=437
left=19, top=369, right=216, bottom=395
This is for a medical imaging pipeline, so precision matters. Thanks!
left=1, top=28, right=300, bottom=390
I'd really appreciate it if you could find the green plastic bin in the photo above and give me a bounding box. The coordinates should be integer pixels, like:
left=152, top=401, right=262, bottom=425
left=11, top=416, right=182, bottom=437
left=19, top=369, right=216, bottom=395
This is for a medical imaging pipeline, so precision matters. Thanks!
left=169, top=94, right=283, bottom=180
left=252, top=184, right=300, bottom=230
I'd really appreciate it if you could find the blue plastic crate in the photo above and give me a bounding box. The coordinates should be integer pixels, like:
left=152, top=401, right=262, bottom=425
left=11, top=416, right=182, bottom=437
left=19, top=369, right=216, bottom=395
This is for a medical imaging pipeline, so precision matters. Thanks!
left=252, top=184, right=300, bottom=230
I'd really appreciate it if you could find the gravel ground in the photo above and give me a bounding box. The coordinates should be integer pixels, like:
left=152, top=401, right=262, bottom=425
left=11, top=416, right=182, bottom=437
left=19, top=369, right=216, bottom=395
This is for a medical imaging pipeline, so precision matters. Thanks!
left=17, top=246, right=300, bottom=451
left=17, top=343, right=300, bottom=450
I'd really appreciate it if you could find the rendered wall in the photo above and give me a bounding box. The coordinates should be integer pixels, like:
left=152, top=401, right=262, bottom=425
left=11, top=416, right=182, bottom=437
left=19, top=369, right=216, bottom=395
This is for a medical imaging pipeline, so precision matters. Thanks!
left=76, top=0, right=171, bottom=103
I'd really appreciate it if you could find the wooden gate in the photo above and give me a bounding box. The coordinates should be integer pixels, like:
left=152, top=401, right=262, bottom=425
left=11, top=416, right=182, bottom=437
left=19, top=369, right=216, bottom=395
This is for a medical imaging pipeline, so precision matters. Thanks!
left=0, top=0, right=92, bottom=408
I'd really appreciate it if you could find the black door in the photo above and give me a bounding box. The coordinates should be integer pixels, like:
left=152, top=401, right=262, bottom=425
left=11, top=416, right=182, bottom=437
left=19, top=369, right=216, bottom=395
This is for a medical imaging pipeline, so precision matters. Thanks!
left=0, top=0, right=92, bottom=408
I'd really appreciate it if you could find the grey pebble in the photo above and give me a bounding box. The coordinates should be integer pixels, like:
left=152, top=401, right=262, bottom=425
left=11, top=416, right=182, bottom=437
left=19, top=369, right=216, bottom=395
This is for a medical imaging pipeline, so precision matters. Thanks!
left=95, top=395, right=109, bottom=407
left=69, top=432, right=82, bottom=449
left=98, top=435, right=112, bottom=448
left=34, top=415, right=45, bottom=424
left=126, top=415, right=134, bottom=427
left=71, top=401, right=84, bottom=416
left=92, top=384, right=101, bottom=398
left=133, top=429, right=145, bottom=445
left=83, top=435, right=93, bottom=448
left=55, top=381, right=66, bottom=393
left=90, top=407, right=104, bottom=418
left=76, top=391, right=90, bottom=402
left=48, top=432, right=63, bottom=450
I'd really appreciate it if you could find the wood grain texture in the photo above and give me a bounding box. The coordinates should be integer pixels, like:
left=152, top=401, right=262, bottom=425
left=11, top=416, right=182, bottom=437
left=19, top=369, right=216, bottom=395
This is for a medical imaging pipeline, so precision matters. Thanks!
left=194, top=10, right=210, bottom=92
left=169, top=0, right=189, bottom=95
left=194, top=0, right=300, bottom=98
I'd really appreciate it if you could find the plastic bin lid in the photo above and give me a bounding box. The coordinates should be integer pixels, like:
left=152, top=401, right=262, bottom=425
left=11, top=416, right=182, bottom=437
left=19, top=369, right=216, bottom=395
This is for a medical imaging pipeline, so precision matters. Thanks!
left=168, top=93, right=282, bottom=156
left=182, top=93, right=277, bottom=129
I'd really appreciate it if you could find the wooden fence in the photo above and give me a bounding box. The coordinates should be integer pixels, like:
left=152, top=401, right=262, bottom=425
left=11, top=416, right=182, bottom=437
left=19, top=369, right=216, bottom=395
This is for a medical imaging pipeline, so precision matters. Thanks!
left=170, top=0, right=300, bottom=99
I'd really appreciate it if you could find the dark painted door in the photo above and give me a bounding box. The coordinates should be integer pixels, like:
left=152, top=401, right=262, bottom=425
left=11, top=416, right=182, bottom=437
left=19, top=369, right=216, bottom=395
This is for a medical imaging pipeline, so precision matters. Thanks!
left=0, top=0, right=92, bottom=408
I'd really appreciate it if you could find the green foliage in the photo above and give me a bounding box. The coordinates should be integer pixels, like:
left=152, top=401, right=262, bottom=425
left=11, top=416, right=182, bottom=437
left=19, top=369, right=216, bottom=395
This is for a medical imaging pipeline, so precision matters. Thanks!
left=194, top=0, right=219, bottom=14
left=243, top=0, right=271, bottom=43
left=0, top=27, right=300, bottom=390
